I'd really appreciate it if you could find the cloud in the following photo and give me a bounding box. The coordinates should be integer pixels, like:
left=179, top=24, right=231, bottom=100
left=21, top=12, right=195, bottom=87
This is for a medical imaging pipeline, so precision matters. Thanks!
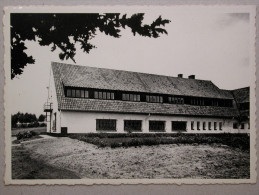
left=217, top=13, right=249, bottom=28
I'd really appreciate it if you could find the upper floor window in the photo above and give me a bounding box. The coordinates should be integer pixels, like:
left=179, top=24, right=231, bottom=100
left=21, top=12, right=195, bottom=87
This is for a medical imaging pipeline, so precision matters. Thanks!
left=66, top=88, right=89, bottom=98
left=122, top=93, right=140, bottom=102
left=146, top=95, right=163, bottom=103
left=168, top=97, right=184, bottom=104
left=94, top=91, right=114, bottom=100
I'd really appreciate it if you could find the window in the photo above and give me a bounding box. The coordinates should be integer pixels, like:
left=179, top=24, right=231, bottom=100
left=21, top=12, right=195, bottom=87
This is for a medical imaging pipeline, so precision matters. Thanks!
left=96, top=119, right=116, bottom=131
left=84, top=90, right=89, bottom=98
left=197, top=121, right=200, bottom=130
left=146, top=95, right=163, bottom=103
left=241, top=123, right=245, bottom=129
left=66, top=89, right=72, bottom=97
left=124, top=120, right=142, bottom=132
left=219, top=122, right=223, bottom=130
left=171, top=121, right=187, bottom=131
left=214, top=122, right=217, bottom=130
left=75, top=90, right=80, bottom=98
left=233, top=123, right=238, bottom=129
left=191, top=121, right=194, bottom=130
left=149, top=121, right=165, bottom=132
left=94, top=91, right=98, bottom=99
left=248, top=123, right=250, bottom=129
left=122, top=93, right=140, bottom=102
left=168, top=96, right=184, bottom=104
left=208, top=122, right=212, bottom=130
left=52, top=112, right=56, bottom=131
left=94, top=91, right=115, bottom=100
left=80, top=90, right=85, bottom=98
left=72, top=89, right=76, bottom=97
left=203, top=122, right=206, bottom=130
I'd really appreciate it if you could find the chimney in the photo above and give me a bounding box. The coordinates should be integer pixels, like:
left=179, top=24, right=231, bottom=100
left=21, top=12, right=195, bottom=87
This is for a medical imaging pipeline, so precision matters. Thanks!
left=188, top=75, right=195, bottom=79
left=178, top=74, right=183, bottom=78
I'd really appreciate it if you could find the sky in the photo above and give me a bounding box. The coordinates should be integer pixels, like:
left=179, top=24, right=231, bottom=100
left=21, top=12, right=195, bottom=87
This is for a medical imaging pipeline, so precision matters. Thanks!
left=9, top=8, right=252, bottom=116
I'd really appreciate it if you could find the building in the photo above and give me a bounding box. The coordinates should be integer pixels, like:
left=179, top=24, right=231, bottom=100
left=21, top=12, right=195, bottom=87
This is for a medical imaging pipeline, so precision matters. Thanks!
left=44, top=62, right=250, bottom=135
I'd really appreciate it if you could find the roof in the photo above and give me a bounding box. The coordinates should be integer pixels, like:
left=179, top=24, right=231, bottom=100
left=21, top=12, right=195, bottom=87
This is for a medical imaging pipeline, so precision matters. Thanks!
left=232, top=87, right=250, bottom=103
left=53, top=62, right=233, bottom=99
left=51, top=62, right=239, bottom=117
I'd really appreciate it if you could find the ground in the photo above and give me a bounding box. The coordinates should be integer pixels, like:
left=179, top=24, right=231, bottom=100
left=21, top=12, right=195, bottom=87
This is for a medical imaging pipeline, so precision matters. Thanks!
left=12, top=136, right=250, bottom=179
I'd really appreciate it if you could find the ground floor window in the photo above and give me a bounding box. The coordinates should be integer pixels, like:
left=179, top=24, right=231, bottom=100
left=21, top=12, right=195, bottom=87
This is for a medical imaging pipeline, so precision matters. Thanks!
left=233, top=123, right=238, bottom=129
left=240, top=123, right=245, bottom=129
left=96, top=119, right=116, bottom=131
left=197, top=121, right=200, bottom=130
left=191, top=121, right=194, bottom=130
left=124, top=120, right=142, bottom=132
left=203, top=122, right=206, bottom=130
left=214, top=122, right=217, bottom=130
left=208, top=122, right=212, bottom=130
left=171, top=121, right=187, bottom=131
left=149, top=121, right=165, bottom=132
left=52, top=112, right=56, bottom=132
left=219, top=122, right=223, bottom=130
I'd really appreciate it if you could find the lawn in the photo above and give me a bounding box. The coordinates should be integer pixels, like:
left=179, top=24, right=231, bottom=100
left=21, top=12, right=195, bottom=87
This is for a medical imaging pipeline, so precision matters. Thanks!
left=12, top=136, right=250, bottom=179
left=12, top=145, right=80, bottom=179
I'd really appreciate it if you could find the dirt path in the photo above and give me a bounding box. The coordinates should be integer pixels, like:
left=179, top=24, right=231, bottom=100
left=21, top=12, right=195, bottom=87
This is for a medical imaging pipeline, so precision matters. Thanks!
left=16, top=136, right=250, bottom=179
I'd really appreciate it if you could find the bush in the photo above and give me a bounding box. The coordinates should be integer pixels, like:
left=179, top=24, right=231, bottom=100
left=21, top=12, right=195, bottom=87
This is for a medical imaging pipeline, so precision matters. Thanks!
left=68, top=133, right=250, bottom=150
left=16, top=131, right=37, bottom=140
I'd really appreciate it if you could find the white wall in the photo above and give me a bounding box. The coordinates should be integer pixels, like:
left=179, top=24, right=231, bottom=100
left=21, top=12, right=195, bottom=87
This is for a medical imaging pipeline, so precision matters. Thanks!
left=60, top=111, right=250, bottom=134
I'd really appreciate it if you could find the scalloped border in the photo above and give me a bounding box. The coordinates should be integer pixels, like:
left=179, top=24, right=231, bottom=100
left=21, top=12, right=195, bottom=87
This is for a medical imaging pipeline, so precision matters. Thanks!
left=3, top=5, right=257, bottom=185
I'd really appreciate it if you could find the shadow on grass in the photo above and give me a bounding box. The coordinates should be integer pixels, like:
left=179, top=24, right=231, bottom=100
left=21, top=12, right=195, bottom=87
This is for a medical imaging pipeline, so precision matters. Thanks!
left=12, top=145, right=80, bottom=179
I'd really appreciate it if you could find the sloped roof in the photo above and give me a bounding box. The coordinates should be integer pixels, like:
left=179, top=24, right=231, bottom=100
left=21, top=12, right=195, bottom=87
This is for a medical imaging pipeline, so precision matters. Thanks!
left=58, top=98, right=238, bottom=117
left=53, top=62, right=233, bottom=99
left=51, top=62, right=238, bottom=117
left=232, top=87, right=250, bottom=103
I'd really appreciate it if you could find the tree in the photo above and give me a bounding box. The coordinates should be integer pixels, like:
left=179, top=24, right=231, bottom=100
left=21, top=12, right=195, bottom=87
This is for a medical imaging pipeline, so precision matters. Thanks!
left=38, top=114, right=46, bottom=122
left=11, top=13, right=170, bottom=79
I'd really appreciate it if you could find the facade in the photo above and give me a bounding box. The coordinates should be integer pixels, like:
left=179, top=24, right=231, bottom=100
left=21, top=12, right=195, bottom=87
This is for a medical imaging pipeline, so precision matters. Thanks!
left=44, top=62, right=250, bottom=134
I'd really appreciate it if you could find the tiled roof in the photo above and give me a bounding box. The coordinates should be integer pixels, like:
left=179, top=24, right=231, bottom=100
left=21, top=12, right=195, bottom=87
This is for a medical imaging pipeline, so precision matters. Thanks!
left=58, top=98, right=238, bottom=117
left=51, top=62, right=238, bottom=117
left=232, top=87, right=250, bottom=103
left=52, top=62, right=234, bottom=99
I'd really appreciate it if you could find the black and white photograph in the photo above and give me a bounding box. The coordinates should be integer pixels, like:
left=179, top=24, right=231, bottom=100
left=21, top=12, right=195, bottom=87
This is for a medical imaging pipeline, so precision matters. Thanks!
left=4, top=5, right=256, bottom=184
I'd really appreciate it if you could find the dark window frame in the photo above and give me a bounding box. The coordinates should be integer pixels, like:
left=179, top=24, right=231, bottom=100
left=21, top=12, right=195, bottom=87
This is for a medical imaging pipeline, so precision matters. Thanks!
left=96, top=119, right=117, bottom=131
left=124, top=120, right=142, bottom=132
left=171, top=121, right=187, bottom=131
left=149, top=120, right=166, bottom=132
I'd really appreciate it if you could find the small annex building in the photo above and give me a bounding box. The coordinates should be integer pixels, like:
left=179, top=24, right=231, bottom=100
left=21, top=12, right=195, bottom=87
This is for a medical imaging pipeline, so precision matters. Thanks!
left=44, top=62, right=250, bottom=135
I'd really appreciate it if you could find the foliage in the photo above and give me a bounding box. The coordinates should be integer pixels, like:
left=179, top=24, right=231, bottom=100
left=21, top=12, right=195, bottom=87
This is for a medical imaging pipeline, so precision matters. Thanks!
left=11, top=112, right=46, bottom=128
left=16, top=130, right=38, bottom=140
left=68, top=133, right=250, bottom=150
left=11, top=13, right=171, bottom=79
left=38, top=114, right=46, bottom=122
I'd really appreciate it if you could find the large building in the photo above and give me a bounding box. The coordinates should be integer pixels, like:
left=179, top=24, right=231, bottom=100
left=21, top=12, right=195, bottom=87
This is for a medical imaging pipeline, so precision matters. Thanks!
left=44, top=62, right=250, bottom=135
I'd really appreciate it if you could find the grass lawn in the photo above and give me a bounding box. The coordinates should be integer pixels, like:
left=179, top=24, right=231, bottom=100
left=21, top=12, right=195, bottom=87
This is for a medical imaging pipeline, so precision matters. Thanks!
left=12, top=136, right=250, bottom=179
left=12, top=145, right=80, bottom=179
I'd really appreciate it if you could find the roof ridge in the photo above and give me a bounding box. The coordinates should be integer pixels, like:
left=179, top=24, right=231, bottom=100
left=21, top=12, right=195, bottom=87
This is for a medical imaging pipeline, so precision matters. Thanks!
left=51, top=61, right=211, bottom=82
